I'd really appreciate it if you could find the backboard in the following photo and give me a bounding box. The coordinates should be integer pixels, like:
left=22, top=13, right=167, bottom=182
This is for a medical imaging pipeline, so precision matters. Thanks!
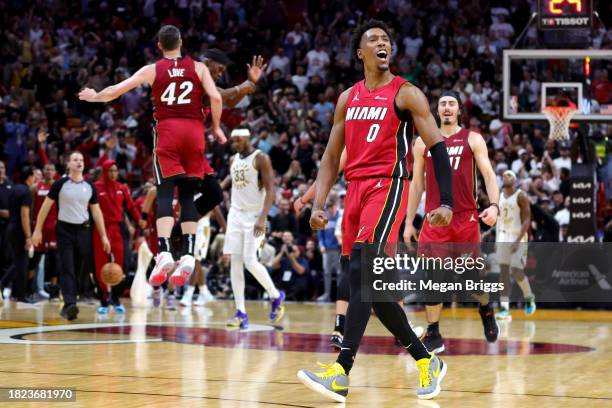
left=502, top=49, right=612, bottom=122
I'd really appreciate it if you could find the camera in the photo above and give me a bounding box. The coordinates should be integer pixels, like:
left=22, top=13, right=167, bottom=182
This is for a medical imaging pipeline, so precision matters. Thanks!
left=286, top=245, right=294, bottom=253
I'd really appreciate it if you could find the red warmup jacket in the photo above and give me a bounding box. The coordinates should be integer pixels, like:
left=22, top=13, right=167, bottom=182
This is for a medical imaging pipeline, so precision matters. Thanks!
left=95, top=160, right=140, bottom=224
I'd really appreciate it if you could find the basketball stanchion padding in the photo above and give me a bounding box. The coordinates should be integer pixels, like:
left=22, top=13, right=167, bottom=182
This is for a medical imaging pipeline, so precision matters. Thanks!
left=542, top=106, right=579, bottom=141
left=130, top=240, right=153, bottom=307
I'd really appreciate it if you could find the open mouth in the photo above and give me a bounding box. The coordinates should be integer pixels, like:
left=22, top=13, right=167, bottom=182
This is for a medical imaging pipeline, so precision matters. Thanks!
left=376, top=49, right=388, bottom=62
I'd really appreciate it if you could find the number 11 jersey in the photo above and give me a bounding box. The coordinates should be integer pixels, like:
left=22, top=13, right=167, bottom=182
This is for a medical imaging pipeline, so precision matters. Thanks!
left=343, top=75, right=413, bottom=181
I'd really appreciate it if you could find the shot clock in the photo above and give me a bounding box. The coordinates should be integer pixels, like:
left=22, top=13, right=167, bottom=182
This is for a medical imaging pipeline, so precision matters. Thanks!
left=538, top=0, right=593, bottom=29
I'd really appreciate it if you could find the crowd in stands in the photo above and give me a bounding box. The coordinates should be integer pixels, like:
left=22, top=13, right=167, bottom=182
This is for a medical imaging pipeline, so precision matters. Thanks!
left=1, top=0, right=611, bottom=302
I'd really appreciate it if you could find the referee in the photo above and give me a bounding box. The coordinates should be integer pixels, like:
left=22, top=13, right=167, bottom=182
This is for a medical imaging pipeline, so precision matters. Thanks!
left=33, top=152, right=110, bottom=320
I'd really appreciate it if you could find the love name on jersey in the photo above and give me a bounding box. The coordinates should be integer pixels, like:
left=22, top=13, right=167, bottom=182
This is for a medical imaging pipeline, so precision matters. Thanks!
left=167, top=68, right=186, bottom=78
left=427, top=145, right=464, bottom=170
left=346, top=106, right=388, bottom=121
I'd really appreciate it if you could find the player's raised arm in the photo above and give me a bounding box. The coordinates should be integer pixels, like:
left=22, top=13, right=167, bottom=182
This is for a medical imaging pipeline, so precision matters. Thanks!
left=196, top=62, right=225, bottom=143
left=403, top=137, right=426, bottom=242
left=396, top=83, right=453, bottom=227
left=310, top=88, right=349, bottom=230
left=79, top=64, right=155, bottom=103
left=470, top=132, right=500, bottom=226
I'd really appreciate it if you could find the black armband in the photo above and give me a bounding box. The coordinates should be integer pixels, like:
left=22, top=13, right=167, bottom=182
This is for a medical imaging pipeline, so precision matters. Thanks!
left=429, top=141, right=454, bottom=209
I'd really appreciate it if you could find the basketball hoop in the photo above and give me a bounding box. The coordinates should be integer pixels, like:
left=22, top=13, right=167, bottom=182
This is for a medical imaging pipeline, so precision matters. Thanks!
left=542, top=106, right=579, bottom=141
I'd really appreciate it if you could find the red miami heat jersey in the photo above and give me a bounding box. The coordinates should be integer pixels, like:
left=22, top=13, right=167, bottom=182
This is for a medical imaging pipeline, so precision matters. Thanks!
left=424, top=128, right=477, bottom=213
left=33, top=181, right=57, bottom=228
left=344, top=76, right=412, bottom=180
left=152, top=56, right=205, bottom=121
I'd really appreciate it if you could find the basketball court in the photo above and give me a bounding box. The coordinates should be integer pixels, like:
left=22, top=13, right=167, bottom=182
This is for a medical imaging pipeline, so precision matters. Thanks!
left=0, top=299, right=611, bottom=407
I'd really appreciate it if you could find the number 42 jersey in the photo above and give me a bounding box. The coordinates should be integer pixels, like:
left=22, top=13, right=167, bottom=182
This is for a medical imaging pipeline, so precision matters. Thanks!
left=343, top=76, right=413, bottom=181
left=152, top=55, right=205, bottom=122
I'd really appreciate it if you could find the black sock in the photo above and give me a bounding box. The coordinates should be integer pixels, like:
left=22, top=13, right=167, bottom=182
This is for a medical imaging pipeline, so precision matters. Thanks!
left=372, top=302, right=430, bottom=361
left=405, top=342, right=431, bottom=361
left=158, top=237, right=171, bottom=253
left=334, top=314, right=346, bottom=334
left=428, top=321, right=440, bottom=335
left=337, top=348, right=355, bottom=374
left=479, top=303, right=493, bottom=313
left=182, top=233, right=196, bottom=256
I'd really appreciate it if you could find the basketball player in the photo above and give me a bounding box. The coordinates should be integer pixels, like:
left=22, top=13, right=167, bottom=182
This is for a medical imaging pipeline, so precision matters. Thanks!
left=297, top=20, right=454, bottom=402
left=79, top=25, right=225, bottom=290
left=295, top=149, right=424, bottom=348
left=295, top=149, right=349, bottom=347
left=182, top=50, right=265, bottom=307
left=404, top=91, right=500, bottom=353
left=138, top=185, right=182, bottom=308
left=496, top=170, right=535, bottom=319
left=223, top=126, right=285, bottom=329
left=93, top=160, right=140, bottom=314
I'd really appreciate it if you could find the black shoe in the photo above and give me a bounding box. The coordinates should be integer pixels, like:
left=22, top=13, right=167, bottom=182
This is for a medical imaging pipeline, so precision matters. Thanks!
left=330, top=331, right=343, bottom=349
left=61, top=304, right=79, bottom=321
left=394, top=337, right=403, bottom=347
left=47, top=285, right=60, bottom=301
left=421, top=329, right=445, bottom=353
left=479, top=305, right=499, bottom=343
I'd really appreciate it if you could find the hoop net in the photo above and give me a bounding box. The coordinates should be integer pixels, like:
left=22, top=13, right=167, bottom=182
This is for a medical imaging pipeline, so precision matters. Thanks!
left=542, top=106, right=579, bottom=141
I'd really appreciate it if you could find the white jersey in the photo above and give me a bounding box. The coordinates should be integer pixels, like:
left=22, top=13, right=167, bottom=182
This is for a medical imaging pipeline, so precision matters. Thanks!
left=230, top=149, right=265, bottom=212
left=496, top=190, right=527, bottom=243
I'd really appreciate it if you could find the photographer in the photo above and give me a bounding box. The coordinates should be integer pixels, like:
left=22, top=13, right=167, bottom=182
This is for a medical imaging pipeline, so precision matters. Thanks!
left=271, top=231, right=310, bottom=300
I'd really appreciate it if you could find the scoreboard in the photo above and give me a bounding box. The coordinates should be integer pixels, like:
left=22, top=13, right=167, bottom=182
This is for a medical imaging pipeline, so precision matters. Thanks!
left=538, top=0, right=593, bottom=29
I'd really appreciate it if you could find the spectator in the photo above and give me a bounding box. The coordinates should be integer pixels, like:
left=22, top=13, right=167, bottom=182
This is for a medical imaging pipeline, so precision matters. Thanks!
left=304, top=42, right=330, bottom=79
left=271, top=231, right=309, bottom=300
left=1, top=166, right=35, bottom=303
left=0, top=161, right=12, bottom=290
left=270, top=198, right=299, bottom=243
left=554, top=143, right=572, bottom=171
left=267, top=48, right=291, bottom=77
left=316, top=199, right=341, bottom=302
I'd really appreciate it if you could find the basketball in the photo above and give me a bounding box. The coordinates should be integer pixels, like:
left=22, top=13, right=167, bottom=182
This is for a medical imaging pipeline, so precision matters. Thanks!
left=101, top=263, right=124, bottom=286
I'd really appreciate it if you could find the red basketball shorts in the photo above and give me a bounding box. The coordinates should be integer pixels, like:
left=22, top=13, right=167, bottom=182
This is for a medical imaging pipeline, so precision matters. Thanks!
left=418, top=209, right=480, bottom=257
left=35, top=223, right=57, bottom=252
left=153, top=118, right=206, bottom=184
left=341, top=178, right=408, bottom=256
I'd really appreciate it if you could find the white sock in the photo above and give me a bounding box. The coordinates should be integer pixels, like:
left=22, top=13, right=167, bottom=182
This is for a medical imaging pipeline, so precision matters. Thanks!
left=244, top=258, right=280, bottom=300
left=516, top=277, right=533, bottom=299
left=183, top=285, right=195, bottom=300
left=230, top=255, right=246, bottom=313
left=199, top=285, right=210, bottom=295
left=500, top=296, right=510, bottom=310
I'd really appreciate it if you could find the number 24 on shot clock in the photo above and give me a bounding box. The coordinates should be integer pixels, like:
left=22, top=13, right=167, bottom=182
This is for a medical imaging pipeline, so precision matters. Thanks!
left=538, top=0, right=593, bottom=29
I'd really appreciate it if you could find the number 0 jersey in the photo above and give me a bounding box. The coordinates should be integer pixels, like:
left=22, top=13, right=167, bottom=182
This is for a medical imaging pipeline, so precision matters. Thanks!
left=152, top=56, right=205, bottom=122
left=344, top=76, right=413, bottom=181
left=424, top=127, right=477, bottom=213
